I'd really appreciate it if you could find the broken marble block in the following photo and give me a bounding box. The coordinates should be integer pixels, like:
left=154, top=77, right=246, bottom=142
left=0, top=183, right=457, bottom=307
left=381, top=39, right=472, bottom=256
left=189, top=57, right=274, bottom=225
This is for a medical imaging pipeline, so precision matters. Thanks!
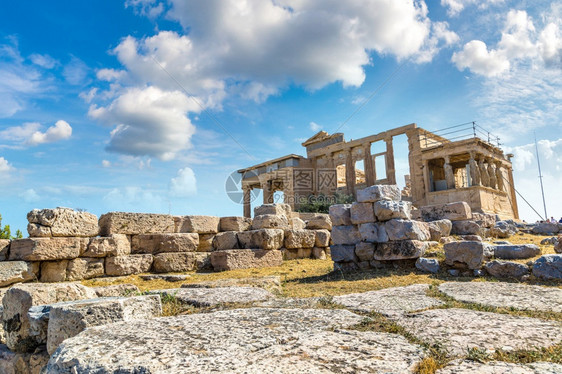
left=2, top=282, right=97, bottom=352
left=373, top=200, right=411, bottom=221
left=420, top=201, right=472, bottom=222
left=358, top=223, right=389, bottom=243
left=444, top=241, right=493, bottom=269
left=83, top=234, right=131, bottom=257
left=350, top=202, right=375, bottom=225
left=0, top=261, right=36, bottom=287
left=237, top=229, right=284, bottom=250
left=212, top=231, right=240, bottom=250
left=152, top=253, right=197, bottom=273
left=253, top=203, right=292, bottom=217
left=304, top=214, right=332, bottom=230
left=374, top=240, right=428, bottom=261
left=211, top=249, right=283, bottom=271
left=99, top=212, right=175, bottom=236
left=384, top=219, right=430, bottom=241
left=131, top=233, right=199, bottom=254
left=105, top=255, right=153, bottom=276
left=47, top=295, right=162, bottom=355
left=219, top=216, right=252, bottom=232
left=328, top=204, right=352, bottom=226
left=9, top=238, right=86, bottom=262
left=251, top=214, right=290, bottom=230
left=66, top=258, right=105, bottom=281
left=356, top=185, right=401, bottom=203
left=27, top=208, right=98, bottom=238
left=176, top=215, right=220, bottom=234
left=283, top=230, right=316, bottom=249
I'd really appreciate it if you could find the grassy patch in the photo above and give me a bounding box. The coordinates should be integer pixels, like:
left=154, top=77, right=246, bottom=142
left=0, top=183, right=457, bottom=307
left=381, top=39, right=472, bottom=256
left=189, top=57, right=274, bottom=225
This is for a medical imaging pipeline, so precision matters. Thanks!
left=493, top=344, right=562, bottom=364
left=159, top=292, right=194, bottom=316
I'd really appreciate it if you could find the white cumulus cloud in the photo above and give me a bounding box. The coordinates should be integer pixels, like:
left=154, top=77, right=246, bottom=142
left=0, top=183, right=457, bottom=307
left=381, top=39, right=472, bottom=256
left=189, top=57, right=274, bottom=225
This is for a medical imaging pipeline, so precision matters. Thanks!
left=27, top=120, right=72, bottom=146
left=309, top=122, right=322, bottom=132
left=0, top=157, right=13, bottom=173
left=441, top=0, right=505, bottom=17
left=169, top=167, right=197, bottom=197
left=452, top=40, right=510, bottom=77
left=89, top=86, right=198, bottom=160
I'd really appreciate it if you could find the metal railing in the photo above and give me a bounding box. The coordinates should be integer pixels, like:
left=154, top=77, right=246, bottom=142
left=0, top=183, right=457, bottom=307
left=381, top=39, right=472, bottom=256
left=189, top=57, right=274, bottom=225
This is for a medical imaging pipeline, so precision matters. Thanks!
left=419, top=121, right=501, bottom=148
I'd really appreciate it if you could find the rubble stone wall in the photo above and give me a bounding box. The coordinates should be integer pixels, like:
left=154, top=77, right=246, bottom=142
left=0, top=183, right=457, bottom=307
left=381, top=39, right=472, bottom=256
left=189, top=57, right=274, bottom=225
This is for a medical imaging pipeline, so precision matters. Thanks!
left=0, top=206, right=332, bottom=287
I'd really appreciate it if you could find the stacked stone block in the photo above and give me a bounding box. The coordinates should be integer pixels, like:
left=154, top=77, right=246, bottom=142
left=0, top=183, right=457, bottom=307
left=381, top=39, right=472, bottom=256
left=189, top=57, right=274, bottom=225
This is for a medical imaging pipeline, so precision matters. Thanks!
left=329, top=185, right=431, bottom=270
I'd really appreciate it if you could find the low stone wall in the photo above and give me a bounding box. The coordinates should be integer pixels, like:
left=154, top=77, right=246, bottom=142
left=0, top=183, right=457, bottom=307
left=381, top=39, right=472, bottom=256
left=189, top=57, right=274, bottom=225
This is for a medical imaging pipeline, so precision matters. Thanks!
left=329, top=185, right=444, bottom=270
left=0, top=205, right=332, bottom=287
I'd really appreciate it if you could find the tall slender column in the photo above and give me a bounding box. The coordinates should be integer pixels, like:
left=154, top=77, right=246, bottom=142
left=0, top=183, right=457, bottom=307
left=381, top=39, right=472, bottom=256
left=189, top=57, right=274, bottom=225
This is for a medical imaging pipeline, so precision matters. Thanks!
left=363, top=143, right=375, bottom=186
left=385, top=137, right=396, bottom=184
left=495, top=161, right=504, bottom=191
left=243, top=187, right=251, bottom=218
left=487, top=158, right=497, bottom=190
left=479, top=158, right=490, bottom=187
left=507, top=165, right=519, bottom=219
left=345, top=149, right=356, bottom=196
left=469, top=151, right=481, bottom=186
left=262, top=180, right=272, bottom=204
left=444, top=156, right=455, bottom=189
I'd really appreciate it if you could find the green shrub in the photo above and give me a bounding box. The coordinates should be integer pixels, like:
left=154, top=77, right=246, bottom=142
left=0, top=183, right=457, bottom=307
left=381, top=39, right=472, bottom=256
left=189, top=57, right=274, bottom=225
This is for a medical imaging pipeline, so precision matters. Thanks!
left=296, top=192, right=354, bottom=214
left=0, top=214, right=23, bottom=239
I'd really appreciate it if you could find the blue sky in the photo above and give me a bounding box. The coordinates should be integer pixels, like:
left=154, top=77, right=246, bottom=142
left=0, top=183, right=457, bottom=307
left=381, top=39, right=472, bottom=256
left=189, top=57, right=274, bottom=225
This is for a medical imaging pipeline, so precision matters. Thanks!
left=1, top=0, right=561, bottom=233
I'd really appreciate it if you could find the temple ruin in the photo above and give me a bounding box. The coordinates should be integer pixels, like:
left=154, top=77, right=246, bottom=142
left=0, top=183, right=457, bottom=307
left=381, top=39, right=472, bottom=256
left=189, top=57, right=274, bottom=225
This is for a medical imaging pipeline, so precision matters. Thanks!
left=238, top=123, right=519, bottom=220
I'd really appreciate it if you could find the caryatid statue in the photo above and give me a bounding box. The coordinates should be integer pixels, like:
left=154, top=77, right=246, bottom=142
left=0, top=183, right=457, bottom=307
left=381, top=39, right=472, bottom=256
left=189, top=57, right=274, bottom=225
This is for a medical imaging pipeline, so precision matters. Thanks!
left=495, top=161, right=504, bottom=191
left=487, top=158, right=497, bottom=189
left=479, top=158, right=490, bottom=187
left=469, top=152, right=481, bottom=186
left=444, top=156, right=455, bottom=189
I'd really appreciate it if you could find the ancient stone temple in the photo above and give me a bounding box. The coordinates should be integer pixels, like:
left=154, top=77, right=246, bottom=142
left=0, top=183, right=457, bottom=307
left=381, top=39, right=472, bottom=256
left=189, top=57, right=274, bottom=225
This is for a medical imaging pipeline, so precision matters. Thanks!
left=238, top=123, right=519, bottom=220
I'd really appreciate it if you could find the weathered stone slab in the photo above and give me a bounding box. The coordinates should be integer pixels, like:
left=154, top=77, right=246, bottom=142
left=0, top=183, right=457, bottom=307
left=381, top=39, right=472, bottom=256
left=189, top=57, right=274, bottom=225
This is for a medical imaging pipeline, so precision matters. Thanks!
left=254, top=203, right=292, bottom=217
left=2, top=282, right=97, bottom=352
left=132, top=233, right=199, bottom=254
left=45, top=308, right=423, bottom=374
left=429, top=219, right=452, bottom=238
left=197, top=233, right=214, bottom=252
left=195, top=253, right=212, bottom=270
left=212, top=231, right=239, bottom=250
left=395, top=308, right=562, bottom=357
left=532, top=255, right=562, bottom=280
left=312, top=247, right=327, bottom=260
left=84, top=234, right=131, bottom=257
left=290, top=217, right=306, bottom=230
left=153, top=252, right=197, bottom=273
left=99, top=212, right=175, bottom=235
left=66, top=258, right=104, bottom=281
left=437, top=360, right=562, bottom=374
left=46, top=295, right=162, bottom=355
left=385, top=219, right=430, bottom=241
left=154, top=287, right=273, bottom=307
left=532, top=222, right=560, bottom=235
left=105, top=255, right=153, bottom=276
left=350, top=202, right=375, bottom=224
left=304, top=214, right=332, bottom=230
left=40, top=261, right=68, bottom=282
left=219, top=216, right=252, bottom=232
left=490, top=220, right=518, bottom=238
left=451, top=220, right=482, bottom=235
left=334, top=284, right=444, bottom=316
left=494, top=244, right=541, bottom=259
left=181, top=276, right=282, bottom=293
left=444, top=241, right=493, bottom=269
left=356, top=185, right=401, bottom=203
left=237, top=229, right=284, bottom=250
left=421, top=201, right=472, bottom=221
left=374, top=200, right=411, bottom=221
left=484, top=260, right=529, bottom=278
left=354, top=242, right=375, bottom=261
left=27, top=208, right=98, bottom=237
left=374, top=240, right=428, bottom=260
left=93, top=284, right=140, bottom=297
left=415, top=258, right=440, bottom=273
left=328, top=204, right=352, bottom=226
left=251, top=214, right=290, bottom=230
left=9, top=237, right=85, bottom=261
left=211, top=249, right=282, bottom=271
left=283, top=230, right=315, bottom=249
left=0, top=239, right=10, bottom=261
left=471, top=212, right=497, bottom=228
left=176, top=215, right=220, bottom=234
left=438, top=282, right=562, bottom=313
left=359, top=222, right=388, bottom=243
left=0, top=262, right=36, bottom=287
left=27, top=223, right=52, bottom=237
left=331, top=225, right=361, bottom=245
left=314, top=229, right=331, bottom=247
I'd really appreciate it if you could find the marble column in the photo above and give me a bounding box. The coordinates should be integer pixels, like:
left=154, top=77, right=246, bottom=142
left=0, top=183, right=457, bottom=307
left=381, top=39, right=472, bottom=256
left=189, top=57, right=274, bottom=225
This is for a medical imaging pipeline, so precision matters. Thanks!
left=345, top=149, right=356, bottom=196
left=469, top=152, right=481, bottom=186
left=385, top=137, right=396, bottom=184
left=495, top=161, right=504, bottom=191
left=243, top=187, right=251, bottom=218
left=444, top=156, right=455, bottom=190
left=363, top=143, right=375, bottom=186
left=487, top=158, right=497, bottom=190
left=262, top=181, right=272, bottom=204
left=479, top=158, right=490, bottom=187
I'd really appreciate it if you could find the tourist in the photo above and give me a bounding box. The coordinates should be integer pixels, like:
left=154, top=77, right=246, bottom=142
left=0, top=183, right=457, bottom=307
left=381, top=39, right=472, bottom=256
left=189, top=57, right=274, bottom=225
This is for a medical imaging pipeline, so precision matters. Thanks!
left=550, top=216, right=557, bottom=223
left=559, top=217, right=562, bottom=223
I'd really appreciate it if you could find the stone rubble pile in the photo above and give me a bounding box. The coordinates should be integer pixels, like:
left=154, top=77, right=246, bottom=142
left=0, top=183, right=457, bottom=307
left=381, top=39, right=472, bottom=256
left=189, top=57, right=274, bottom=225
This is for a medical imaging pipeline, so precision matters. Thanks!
left=0, top=205, right=332, bottom=287
left=329, top=185, right=435, bottom=270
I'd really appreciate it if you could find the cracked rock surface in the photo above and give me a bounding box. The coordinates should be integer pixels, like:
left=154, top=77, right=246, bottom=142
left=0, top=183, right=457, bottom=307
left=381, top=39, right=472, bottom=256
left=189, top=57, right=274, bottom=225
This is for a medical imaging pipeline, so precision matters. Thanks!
left=437, top=359, right=562, bottom=373
left=333, top=284, right=445, bottom=316
left=151, top=286, right=274, bottom=307
left=395, top=308, right=562, bottom=357
left=439, top=282, right=562, bottom=313
left=45, top=308, right=425, bottom=373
